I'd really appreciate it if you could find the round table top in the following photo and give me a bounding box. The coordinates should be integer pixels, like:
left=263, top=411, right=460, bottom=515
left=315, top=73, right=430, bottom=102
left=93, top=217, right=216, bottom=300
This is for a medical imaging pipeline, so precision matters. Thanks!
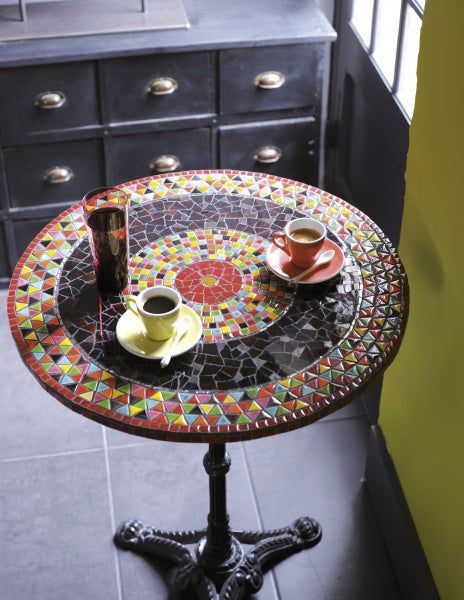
left=7, top=170, right=408, bottom=443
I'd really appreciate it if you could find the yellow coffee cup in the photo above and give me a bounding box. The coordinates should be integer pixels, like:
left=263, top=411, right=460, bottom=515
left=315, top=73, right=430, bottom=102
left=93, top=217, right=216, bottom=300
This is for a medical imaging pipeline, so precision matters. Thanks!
left=125, top=286, right=181, bottom=341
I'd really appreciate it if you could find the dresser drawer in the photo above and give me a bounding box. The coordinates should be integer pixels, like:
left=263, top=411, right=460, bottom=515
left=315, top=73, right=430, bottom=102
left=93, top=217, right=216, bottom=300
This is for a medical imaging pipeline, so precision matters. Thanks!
left=104, top=53, right=214, bottom=123
left=4, top=139, right=105, bottom=209
left=219, top=120, right=317, bottom=183
left=112, top=128, right=212, bottom=182
left=0, top=62, right=100, bottom=137
left=219, top=44, right=323, bottom=115
left=13, top=217, right=51, bottom=262
left=0, top=222, right=9, bottom=278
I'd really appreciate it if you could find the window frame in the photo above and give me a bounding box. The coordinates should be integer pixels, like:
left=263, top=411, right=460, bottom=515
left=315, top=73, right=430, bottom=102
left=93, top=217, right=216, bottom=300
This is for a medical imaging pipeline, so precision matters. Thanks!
left=349, top=0, right=425, bottom=122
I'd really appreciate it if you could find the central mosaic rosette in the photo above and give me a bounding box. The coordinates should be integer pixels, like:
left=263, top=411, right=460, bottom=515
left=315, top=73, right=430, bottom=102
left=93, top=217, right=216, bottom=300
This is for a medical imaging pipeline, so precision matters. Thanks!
left=176, top=259, right=243, bottom=302
left=129, top=230, right=295, bottom=342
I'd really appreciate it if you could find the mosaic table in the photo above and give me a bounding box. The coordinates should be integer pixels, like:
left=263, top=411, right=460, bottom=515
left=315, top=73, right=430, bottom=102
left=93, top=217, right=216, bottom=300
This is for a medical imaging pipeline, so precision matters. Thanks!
left=7, top=170, right=408, bottom=600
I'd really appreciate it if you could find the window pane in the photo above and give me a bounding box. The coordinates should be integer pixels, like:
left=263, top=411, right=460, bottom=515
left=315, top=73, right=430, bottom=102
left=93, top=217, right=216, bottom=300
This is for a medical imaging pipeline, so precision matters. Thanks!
left=416, top=0, right=426, bottom=9
left=372, top=0, right=402, bottom=85
left=351, top=0, right=374, bottom=48
left=397, top=5, right=422, bottom=119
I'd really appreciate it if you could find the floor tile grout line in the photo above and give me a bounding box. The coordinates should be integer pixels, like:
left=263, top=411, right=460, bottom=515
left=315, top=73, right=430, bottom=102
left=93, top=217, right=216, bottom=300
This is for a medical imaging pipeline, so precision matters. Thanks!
left=0, top=439, right=155, bottom=465
left=102, top=426, right=124, bottom=600
left=0, top=446, right=104, bottom=464
left=241, top=441, right=329, bottom=600
left=240, top=441, right=283, bottom=600
left=308, top=557, right=327, bottom=600
left=107, top=440, right=154, bottom=450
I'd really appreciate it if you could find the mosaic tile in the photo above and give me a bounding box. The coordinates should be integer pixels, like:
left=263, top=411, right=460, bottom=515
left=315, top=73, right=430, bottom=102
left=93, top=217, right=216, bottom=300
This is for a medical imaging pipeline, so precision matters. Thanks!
left=7, top=171, right=408, bottom=442
left=129, top=230, right=294, bottom=342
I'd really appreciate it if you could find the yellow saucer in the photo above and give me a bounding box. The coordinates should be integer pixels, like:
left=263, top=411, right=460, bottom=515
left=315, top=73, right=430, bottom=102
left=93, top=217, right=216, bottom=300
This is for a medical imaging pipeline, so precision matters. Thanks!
left=116, top=304, right=202, bottom=360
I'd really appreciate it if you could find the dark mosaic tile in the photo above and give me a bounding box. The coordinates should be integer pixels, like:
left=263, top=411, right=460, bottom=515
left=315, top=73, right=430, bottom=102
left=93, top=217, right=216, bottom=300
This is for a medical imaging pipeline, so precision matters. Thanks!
left=0, top=451, right=119, bottom=600
left=243, top=417, right=402, bottom=600
left=109, top=441, right=279, bottom=600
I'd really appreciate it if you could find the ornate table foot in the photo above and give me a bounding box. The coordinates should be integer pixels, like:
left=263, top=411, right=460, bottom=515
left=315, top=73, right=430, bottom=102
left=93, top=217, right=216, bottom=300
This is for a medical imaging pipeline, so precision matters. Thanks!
left=115, top=519, right=216, bottom=600
left=115, top=519, right=206, bottom=547
left=233, top=515, right=321, bottom=546
left=221, top=517, right=322, bottom=600
left=115, top=516, right=321, bottom=600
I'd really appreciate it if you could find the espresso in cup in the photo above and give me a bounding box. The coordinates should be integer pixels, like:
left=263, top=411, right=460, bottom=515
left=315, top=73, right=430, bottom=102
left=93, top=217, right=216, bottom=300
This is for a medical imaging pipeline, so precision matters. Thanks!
left=125, top=286, right=181, bottom=341
left=272, top=217, right=326, bottom=269
left=143, top=296, right=177, bottom=315
left=290, top=227, right=322, bottom=243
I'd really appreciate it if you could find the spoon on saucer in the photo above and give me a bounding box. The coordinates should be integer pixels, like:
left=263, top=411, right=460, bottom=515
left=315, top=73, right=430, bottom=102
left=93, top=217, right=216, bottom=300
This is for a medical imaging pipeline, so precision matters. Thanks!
left=161, top=315, right=192, bottom=368
left=290, top=249, right=335, bottom=283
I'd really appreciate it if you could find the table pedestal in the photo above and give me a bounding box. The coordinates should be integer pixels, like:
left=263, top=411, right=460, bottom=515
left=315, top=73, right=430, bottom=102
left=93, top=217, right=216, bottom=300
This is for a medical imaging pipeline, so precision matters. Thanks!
left=115, top=444, right=322, bottom=599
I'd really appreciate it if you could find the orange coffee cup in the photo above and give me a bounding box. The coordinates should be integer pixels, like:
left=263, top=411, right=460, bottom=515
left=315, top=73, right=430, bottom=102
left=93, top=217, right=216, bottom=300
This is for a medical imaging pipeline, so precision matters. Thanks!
left=271, top=217, right=326, bottom=269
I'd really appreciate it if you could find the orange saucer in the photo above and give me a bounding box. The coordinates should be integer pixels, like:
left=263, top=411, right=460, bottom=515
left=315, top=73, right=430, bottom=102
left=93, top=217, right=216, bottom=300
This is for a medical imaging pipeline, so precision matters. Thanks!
left=266, top=238, right=345, bottom=285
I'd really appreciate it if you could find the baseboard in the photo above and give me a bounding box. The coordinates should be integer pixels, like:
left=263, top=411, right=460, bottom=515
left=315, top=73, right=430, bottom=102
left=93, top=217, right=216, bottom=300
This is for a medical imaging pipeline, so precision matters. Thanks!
left=360, top=376, right=383, bottom=423
left=365, top=425, right=440, bottom=600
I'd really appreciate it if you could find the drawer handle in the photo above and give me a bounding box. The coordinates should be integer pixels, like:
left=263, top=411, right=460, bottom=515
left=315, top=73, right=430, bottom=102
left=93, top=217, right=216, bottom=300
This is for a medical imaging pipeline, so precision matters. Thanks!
left=254, top=71, right=286, bottom=90
left=150, top=154, right=181, bottom=173
left=254, top=146, right=282, bottom=164
left=147, top=77, right=178, bottom=96
left=35, top=91, right=67, bottom=109
left=43, top=166, right=74, bottom=184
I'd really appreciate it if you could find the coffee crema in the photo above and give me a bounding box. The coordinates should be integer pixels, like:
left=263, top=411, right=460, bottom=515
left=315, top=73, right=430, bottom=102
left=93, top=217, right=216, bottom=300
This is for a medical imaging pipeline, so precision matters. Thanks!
left=143, top=296, right=177, bottom=315
left=290, top=227, right=321, bottom=243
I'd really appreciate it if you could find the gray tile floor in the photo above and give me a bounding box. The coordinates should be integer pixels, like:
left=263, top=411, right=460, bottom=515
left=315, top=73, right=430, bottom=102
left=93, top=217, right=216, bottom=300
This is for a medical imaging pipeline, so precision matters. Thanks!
left=0, top=290, right=402, bottom=600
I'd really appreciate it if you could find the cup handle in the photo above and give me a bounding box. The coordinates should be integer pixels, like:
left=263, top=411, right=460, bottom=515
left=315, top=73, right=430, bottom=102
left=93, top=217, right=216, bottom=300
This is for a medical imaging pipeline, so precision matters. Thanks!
left=125, top=294, right=149, bottom=336
left=125, top=295, right=139, bottom=317
left=272, top=231, right=290, bottom=255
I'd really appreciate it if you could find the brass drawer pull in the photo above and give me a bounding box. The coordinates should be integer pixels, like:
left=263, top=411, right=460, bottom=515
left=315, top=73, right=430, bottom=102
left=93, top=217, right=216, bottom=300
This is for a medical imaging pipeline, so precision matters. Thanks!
left=43, top=166, right=74, bottom=184
left=254, top=146, right=282, bottom=164
left=254, top=71, right=286, bottom=90
left=150, top=154, right=181, bottom=173
left=35, top=91, right=67, bottom=109
left=146, top=77, right=178, bottom=96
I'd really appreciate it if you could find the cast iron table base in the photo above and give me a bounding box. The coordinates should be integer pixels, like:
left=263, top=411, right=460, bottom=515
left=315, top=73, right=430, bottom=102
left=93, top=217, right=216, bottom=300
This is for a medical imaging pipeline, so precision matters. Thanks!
left=115, top=444, right=322, bottom=600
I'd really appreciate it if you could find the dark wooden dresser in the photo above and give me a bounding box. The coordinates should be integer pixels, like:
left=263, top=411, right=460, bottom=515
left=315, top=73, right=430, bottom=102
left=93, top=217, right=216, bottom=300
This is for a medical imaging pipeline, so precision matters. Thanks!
left=0, top=0, right=335, bottom=285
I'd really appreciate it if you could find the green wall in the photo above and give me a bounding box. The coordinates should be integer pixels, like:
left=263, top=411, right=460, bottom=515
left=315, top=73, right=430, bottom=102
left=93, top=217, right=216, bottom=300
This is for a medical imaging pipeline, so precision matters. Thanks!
left=380, top=1, right=464, bottom=598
